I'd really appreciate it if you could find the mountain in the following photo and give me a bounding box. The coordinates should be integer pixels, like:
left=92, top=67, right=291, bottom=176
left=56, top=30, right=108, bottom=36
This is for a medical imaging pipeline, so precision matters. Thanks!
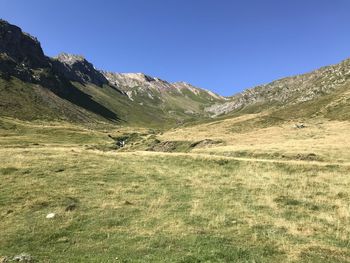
left=206, top=59, right=350, bottom=121
left=0, top=19, right=349, bottom=128
left=0, top=19, right=223, bottom=127
left=53, top=53, right=108, bottom=86
left=0, top=19, right=49, bottom=80
left=0, top=19, right=123, bottom=122
left=103, top=72, right=223, bottom=102
left=102, top=72, right=224, bottom=116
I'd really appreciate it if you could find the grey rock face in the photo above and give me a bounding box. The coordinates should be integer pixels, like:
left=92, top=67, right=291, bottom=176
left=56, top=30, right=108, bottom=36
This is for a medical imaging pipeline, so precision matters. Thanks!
left=53, top=53, right=108, bottom=86
left=0, top=19, right=50, bottom=81
left=102, top=72, right=173, bottom=91
left=0, top=19, right=48, bottom=68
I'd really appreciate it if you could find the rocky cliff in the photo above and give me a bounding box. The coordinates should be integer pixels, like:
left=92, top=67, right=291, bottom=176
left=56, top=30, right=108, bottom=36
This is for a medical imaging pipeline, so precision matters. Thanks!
left=0, top=19, right=50, bottom=81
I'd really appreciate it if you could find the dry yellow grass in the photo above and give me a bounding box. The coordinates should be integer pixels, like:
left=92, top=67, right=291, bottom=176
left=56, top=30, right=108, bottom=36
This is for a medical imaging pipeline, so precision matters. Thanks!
left=160, top=115, right=350, bottom=163
left=1, top=116, right=350, bottom=262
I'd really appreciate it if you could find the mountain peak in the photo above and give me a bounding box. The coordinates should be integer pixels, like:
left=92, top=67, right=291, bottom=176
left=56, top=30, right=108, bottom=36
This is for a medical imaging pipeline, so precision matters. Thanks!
left=122, top=73, right=157, bottom=82
left=0, top=19, right=48, bottom=69
left=102, top=72, right=171, bottom=88
left=55, top=53, right=86, bottom=66
left=52, top=53, right=108, bottom=86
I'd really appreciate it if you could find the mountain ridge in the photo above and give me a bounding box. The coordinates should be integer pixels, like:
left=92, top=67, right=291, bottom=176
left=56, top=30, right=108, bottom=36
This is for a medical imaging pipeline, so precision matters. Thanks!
left=0, top=18, right=349, bottom=127
left=206, top=57, right=350, bottom=117
left=0, top=19, right=225, bottom=126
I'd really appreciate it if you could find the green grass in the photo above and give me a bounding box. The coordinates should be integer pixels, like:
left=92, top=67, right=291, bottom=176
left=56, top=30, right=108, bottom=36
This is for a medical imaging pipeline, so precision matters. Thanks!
left=0, top=75, right=221, bottom=129
left=2, top=47, right=350, bottom=262
left=1, top=118, right=350, bottom=262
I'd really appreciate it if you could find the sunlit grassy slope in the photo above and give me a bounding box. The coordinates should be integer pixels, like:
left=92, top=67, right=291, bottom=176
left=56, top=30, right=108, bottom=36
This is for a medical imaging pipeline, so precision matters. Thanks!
left=160, top=114, right=350, bottom=163
left=0, top=76, right=220, bottom=128
left=1, top=116, right=350, bottom=262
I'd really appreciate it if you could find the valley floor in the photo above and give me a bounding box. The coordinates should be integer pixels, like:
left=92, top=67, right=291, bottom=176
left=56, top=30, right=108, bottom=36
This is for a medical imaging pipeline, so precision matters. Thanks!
left=1, top=116, right=350, bottom=262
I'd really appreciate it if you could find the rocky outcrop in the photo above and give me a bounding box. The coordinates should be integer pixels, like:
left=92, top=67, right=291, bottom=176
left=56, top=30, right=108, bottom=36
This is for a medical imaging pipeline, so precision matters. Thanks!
left=53, top=53, right=108, bottom=86
left=103, top=72, right=173, bottom=91
left=0, top=19, right=50, bottom=81
left=0, top=19, right=49, bottom=68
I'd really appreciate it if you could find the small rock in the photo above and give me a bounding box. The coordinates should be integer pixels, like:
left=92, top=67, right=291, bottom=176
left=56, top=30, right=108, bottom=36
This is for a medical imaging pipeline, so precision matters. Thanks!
left=0, top=256, right=9, bottom=263
left=123, top=200, right=133, bottom=205
left=57, top=237, right=69, bottom=243
left=46, top=213, right=56, bottom=219
left=12, top=253, right=34, bottom=262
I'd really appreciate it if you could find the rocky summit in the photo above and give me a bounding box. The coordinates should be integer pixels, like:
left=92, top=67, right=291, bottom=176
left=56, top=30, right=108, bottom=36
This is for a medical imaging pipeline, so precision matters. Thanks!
left=53, top=53, right=108, bottom=86
left=0, top=19, right=49, bottom=81
left=0, top=19, right=48, bottom=68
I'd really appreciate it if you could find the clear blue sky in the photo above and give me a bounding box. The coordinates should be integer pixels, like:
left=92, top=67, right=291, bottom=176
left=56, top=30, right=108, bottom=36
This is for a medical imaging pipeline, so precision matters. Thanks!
left=1, top=0, right=350, bottom=96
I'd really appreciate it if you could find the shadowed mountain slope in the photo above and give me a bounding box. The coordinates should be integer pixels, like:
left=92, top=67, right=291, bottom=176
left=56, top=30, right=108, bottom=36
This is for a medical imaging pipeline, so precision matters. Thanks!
left=0, top=20, right=224, bottom=127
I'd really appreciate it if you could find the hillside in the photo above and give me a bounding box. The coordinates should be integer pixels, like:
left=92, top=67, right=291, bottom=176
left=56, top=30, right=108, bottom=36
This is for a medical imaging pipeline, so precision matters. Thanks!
left=1, top=110, right=350, bottom=262
left=206, top=59, right=350, bottom=121
left=0, top=19, right=120, bottom=123
left=103, top=72, right=224, bottom=116
left=0, top=19, right=223, bottom=127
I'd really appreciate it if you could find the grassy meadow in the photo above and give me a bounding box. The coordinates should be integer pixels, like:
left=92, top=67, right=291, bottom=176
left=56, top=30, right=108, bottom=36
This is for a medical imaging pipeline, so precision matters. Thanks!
left=1, top=116, right=350, bottom=262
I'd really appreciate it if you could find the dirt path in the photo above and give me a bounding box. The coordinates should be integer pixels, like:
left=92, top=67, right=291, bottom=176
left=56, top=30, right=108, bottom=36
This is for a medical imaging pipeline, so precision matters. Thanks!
left=2, top=145, right=349, bottom=167
left=95, top=150, right=350, bottom=167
